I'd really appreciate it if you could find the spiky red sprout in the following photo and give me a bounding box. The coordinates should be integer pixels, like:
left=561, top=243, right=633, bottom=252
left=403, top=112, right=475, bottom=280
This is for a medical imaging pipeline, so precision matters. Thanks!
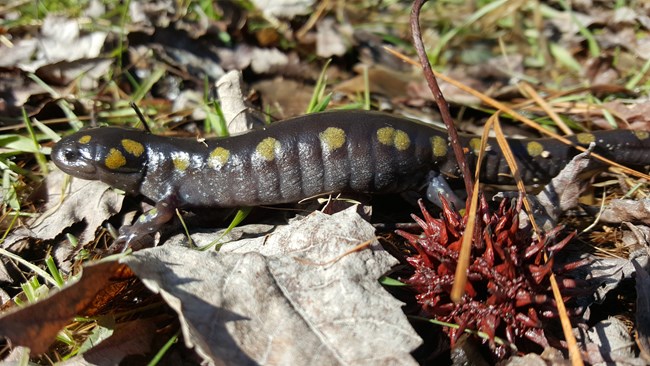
left=397, top=198, right=588, bottom=358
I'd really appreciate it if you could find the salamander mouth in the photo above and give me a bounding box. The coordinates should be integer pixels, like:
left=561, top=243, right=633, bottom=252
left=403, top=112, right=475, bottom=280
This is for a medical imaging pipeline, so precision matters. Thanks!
left=51, top=143, right=98, bottom=180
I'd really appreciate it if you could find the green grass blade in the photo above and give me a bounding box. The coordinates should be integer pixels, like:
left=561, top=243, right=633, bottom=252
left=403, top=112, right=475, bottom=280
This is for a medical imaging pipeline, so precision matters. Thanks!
left=27, top=73, right=82, bottom=130
left=429, top=0, right=508, bottom=65
left=0, top=248, right=58, bottom=287
left=21, top=108, right=48, bottom=175
left=131, top=67, right=166, bottom=103
left=307, top=59, right=332, bottom=113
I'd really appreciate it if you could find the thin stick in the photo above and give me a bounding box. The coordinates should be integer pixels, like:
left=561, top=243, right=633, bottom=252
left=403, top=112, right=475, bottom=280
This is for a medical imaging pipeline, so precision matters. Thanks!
left=410, top=0, right=473, bottom=196
left=130, top=102, right=152, bottom=133
left=410, top=0, right=479, bottom=307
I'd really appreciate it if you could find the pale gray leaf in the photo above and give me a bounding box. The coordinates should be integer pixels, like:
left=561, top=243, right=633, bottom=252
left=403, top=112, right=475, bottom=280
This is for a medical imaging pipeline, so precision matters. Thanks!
left=580, top=318, right=645, bottom=365
left=250, top=0, right=316, bottom=19
left=316, top=18, right=350, bottom=58
left=583, top=226, right=649, bottom=302
left=0, top=39, right=37, bottom=67
left=250, top=48, right=289, bottom=74
left=215, top=71, right=265, bottom=134
left=497, top=147, right=592, bottom=231
left=17, top=16, right=107, bottom=72
left=503, top=352, right=550, bottom=366
left=592, top=199, right=650, bottom=225
left=36, top=58, right=114, bottom=89
left=122, top=208, right=421, bottom=365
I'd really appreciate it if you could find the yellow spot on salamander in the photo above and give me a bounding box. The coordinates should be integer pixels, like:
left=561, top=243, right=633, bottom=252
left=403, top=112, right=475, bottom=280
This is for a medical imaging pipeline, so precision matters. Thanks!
left=320, top=127, right=346, bottom=152
left=469, top=138, right=482, bottom=153
left=121, top=139, right=144, bottom=157
left=576, top=133, right=595, bottom=145
left=526, top=141, right=544, bottom=157
left=431, top=136, right=447, bottom=157
left=105, top=148, right=126, bottom=170
left=139, top=208, right=157, bottom=222
left=78, top=135, right=92, bottom=144
left=376, top=127, right=410, bottom=151
left=257, top=137, right=281, bottom=161
left=208, top=147, right=230, bottom=169
left=394, top=130, right=411, bottom=151
left=172, top=153, right=190, bottom=171
left=634, top=130, right=649, bottom=140
left=377, top=127, right=395, bottom=146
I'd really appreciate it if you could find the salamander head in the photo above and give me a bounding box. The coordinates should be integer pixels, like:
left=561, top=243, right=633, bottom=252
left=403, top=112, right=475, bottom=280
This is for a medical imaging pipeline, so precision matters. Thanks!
left=52, top=127, right=149, bottom=194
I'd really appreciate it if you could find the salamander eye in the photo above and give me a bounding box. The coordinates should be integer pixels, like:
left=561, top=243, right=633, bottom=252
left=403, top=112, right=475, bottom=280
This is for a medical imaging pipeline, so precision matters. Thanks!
left=63, top=149, right=80, bottom=162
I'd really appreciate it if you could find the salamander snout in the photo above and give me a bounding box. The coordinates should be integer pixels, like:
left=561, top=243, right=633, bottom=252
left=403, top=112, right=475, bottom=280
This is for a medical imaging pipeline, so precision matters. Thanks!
left=51, top=136, right=98, bottom=180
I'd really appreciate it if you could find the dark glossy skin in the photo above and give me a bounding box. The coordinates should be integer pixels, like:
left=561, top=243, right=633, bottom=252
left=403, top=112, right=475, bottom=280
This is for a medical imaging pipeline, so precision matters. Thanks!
left=51, top=110, right=650, bottom=247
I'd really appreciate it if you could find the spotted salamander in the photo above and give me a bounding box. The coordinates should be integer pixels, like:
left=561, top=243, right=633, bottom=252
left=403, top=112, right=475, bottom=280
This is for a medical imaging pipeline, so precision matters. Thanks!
left=51, top=110, right=650, bottom=247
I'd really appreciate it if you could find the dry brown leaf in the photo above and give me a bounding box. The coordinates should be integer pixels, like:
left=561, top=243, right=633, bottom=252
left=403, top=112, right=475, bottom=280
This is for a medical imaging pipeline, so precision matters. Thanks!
left=0, top=261, right=127, bottom=354
left=253, top=78, right=313, bottom=118
left=335, top=64, right=417, bottom=100
left=598, top=100, right=650, bottom=130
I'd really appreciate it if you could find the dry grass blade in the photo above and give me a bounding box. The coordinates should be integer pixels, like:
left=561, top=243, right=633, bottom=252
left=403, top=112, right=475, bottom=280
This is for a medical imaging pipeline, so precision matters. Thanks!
left=450, top=180, right=480, bottom=303
left=521, top=83, right=573, bottom=135
left=295, top=0, right=331, bottom=40
left=492, top=117, right=583, bottom=366
left=384, top=47, right=650, bottom=182
left=433, top=70, right=650, bottom=181
left=451, top=113, right=495, bottom=303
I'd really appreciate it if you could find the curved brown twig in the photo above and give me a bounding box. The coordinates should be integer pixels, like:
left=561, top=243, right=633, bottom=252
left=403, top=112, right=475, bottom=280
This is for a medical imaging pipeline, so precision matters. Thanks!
left=410, top=0, right=473, bottom=196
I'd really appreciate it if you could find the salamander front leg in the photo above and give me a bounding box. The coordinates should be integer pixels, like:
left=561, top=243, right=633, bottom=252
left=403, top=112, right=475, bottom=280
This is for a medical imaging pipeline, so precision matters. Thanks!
left=113, top=198, right=177, bottom=252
